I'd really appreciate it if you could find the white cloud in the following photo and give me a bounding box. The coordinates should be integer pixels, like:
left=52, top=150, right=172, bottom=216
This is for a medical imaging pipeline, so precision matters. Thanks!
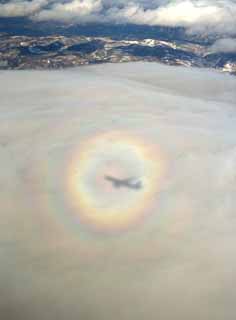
left=35, top=0, right=102, bottom=22
left=1, top=62, right=236, bottom=319
left=1, top=0, right=236, bottom=37
left=0, top=0, right=48, bottom=17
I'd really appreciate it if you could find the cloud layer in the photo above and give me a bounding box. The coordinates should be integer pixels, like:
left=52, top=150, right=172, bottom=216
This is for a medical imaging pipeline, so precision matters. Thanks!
left=210, top=37, right=236, bottom=52
left=0, top=62, right=236, bottom=319
left=1, top=0, right=236, bottom=36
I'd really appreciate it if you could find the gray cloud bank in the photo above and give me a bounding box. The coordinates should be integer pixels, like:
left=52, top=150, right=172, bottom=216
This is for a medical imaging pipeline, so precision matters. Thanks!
left=210, top=37, right=236, bottom=52
left=1, top=0, right=236, bottom=36
left=0, top=62, right=236, bottom=320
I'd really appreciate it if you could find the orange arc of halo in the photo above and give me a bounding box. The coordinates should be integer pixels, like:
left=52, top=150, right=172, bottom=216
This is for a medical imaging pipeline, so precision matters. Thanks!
left=66, top=131, right=166, bottom=232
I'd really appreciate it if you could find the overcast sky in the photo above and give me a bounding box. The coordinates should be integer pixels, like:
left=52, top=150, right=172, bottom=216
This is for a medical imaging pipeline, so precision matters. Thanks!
left=0, top=0, right=236, bottom=37
left=0, top=62, right=236, bottom=319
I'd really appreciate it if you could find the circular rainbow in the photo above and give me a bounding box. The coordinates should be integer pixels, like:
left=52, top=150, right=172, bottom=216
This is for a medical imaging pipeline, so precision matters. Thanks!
left=66, top=131, right=165, bottom=233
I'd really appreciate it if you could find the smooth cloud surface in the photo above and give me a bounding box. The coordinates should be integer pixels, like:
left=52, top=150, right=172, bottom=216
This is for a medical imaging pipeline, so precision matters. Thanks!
left=210, top=38, right=236, bottom=52
left=0, top=62, right=236, bottom=319
left=1, top=0, right=236, bottom=36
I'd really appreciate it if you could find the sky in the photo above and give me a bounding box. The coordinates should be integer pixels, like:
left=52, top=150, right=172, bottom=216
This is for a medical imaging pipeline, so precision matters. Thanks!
left=0, top=0, right=236, bottom=37
left=0, top=62, right=236, bottom=319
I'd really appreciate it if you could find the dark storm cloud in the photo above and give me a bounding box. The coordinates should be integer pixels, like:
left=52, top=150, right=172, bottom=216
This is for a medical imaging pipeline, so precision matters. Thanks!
left=0, top=0, right=236, bottom=36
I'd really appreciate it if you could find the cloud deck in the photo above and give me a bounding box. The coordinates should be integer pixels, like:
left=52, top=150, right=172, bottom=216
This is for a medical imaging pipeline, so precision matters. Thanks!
left=0, top=62, right=236, bottom=320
